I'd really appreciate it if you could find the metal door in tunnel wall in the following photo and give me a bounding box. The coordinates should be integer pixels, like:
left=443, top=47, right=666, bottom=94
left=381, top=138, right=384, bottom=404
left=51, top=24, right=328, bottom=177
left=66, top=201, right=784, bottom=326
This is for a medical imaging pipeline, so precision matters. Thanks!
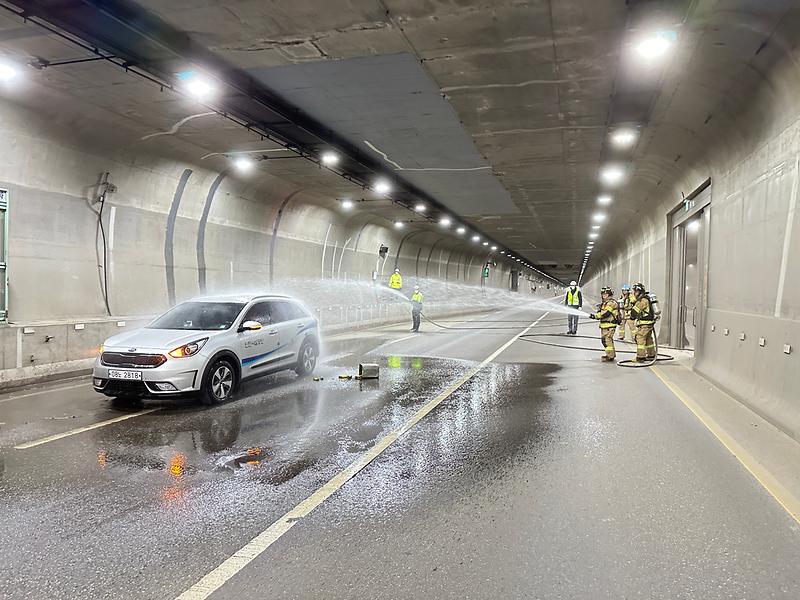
left=667, top=181, right=711, bottom=352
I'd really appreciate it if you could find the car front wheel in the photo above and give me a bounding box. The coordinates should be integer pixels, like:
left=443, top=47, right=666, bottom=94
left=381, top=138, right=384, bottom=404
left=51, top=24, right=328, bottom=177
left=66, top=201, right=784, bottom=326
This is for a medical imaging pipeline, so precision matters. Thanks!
left=200, top=358, right=237, bottom=405
left=295, top=339, right=317, bottom=377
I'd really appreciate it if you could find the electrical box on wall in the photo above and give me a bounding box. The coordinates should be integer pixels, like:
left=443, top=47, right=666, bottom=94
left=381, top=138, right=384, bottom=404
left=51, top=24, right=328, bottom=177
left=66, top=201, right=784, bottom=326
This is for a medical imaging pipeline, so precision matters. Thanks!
left=784, top=344, right=792, bottom=355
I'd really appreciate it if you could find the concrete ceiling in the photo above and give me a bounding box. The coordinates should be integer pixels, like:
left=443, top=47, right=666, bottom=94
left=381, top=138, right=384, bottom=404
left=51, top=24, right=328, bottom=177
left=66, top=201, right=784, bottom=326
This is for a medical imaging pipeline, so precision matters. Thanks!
left=0, top=0, right=795, bottom=282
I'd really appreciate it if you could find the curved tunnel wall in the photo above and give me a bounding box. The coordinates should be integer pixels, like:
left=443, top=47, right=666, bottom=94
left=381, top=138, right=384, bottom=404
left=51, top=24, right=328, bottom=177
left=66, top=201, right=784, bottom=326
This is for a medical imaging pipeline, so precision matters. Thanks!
left=0, top=94, right=515, bottom=325
left=585, top=37, right=800, bottom=440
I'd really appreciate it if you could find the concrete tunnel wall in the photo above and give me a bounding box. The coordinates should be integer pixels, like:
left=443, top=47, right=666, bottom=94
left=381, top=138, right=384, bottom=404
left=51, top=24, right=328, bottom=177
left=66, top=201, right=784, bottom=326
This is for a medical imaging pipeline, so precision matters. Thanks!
left=0, top=91, right=548, bottom=384
left=585, top=44, right=800, bottom=441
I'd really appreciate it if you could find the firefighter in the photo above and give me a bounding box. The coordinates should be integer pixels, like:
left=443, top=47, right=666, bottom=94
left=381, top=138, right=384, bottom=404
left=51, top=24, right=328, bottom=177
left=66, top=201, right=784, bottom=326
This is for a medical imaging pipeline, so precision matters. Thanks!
left=618, top=283, right=635, bottom=341
left=410, top=285, right=423, bottom=332
left=630, top=282, right=656, bottom=361
left=388, top=268, right=403, bottom=290
left=589, top=286, right=619, bottom=362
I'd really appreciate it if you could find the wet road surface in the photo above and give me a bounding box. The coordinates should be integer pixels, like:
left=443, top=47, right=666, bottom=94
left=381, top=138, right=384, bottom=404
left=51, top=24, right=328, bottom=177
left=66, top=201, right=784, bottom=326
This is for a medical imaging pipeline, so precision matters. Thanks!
left=1, top=306, right=799, bottom=599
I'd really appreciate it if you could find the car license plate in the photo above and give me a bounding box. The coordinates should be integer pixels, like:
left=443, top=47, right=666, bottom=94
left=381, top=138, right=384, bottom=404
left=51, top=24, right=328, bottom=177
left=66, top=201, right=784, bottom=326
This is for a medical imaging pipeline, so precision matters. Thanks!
left=108, top=370, right=142, bottom=381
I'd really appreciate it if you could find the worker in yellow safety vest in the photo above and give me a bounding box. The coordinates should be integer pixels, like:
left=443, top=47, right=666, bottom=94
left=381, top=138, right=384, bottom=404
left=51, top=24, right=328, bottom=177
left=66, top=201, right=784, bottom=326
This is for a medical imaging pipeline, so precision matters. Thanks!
left=389, top=268, right=403, bottom=290
left=410, top=286, right=423, bottom=332
left=589, top=286, right=620, bottom=362
left=564, top=280, right=583, bottom=335
left=630, top=282, right=656, bottom=361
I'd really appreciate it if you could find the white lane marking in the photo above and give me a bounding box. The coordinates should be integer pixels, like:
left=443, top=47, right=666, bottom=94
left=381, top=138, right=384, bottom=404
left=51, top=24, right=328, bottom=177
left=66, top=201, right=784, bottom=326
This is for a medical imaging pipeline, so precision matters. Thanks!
left=174, top=311, right=550, bottom=600
left=14, top=408, right=159, bottom=450
left=383, top=334, right=416, bottom=346
left=0, top=381, right=91, bottom=405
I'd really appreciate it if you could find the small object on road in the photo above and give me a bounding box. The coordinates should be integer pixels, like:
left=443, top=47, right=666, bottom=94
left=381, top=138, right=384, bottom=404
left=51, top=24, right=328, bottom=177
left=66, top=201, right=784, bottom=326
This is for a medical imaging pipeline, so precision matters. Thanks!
left=313, top=376, right=324, bottom=381
left=338, top=374, right=353, bottom=380
left=358, top=363, right=380, bottom=379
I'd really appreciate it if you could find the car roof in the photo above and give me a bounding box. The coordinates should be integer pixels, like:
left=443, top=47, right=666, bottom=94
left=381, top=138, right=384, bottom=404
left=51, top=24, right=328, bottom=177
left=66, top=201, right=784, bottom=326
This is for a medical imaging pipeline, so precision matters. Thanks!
left=189, top=294, right=293, bottom=304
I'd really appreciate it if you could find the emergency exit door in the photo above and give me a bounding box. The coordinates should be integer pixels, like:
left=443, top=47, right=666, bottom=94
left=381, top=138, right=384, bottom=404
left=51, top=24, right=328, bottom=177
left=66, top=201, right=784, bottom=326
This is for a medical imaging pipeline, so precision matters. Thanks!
left=668, top=181, right=711, bottom=352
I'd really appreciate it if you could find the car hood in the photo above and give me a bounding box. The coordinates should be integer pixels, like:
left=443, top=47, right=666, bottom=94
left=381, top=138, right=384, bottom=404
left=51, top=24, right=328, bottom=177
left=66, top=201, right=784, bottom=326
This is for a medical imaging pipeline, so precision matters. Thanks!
left=103, top=328, right=226, bottom=351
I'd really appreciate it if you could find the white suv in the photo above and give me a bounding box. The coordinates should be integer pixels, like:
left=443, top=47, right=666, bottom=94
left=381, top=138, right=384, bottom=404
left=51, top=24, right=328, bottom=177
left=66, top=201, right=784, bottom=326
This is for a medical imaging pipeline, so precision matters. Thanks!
left=93, top=294, right=320, bottom=404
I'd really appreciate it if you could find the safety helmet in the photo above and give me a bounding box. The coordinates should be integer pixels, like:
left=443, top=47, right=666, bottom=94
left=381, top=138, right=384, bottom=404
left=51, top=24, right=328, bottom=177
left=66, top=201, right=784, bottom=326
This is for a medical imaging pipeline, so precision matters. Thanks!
left=601, top=286, right=613, bottom=296
left=414, top=285, right=419, bottom=291
left=621, top=284, right=630, bottom=291
left=394, top=268, right=400, bottom=273
left=569, top=280, right=577, bottom=287
left=632, top=282, right=646, bottom=294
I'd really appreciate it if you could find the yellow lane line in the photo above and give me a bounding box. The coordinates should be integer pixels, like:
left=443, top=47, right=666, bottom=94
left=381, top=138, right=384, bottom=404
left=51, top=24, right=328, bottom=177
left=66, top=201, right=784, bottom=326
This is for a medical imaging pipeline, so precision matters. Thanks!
left=174, top=311, right=551, bottom=600
left=13, top=408, right=160, bottom=450
left=651, top=366, right=800, bottom=525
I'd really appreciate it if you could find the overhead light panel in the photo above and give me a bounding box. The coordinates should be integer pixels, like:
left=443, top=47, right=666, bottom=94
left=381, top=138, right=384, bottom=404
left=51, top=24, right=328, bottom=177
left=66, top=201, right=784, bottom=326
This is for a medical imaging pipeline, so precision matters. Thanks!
left=0, top=62, right=18, bottom=81
left=394, top=221, right=404, bottom=229
left=610, top=129, right=637, bottom=148
left=635, top=30, right=676, bottom=61
left=592, top=212, right=607, bottom=223
left=597, top=194, right=612, bottom=205
left=589, top=233, right=599, bottom=239
left=180, top=71, right=216, bottom=100
left=600, top=165, right=625, bottom=186
left=440, top=216, right=452, bottom=227
left=500, top=250, right=505, bottom=254
left=340, top=199, right=354, bottom=210
left=482, top=241, right=489, bottom=246
left=374, top=179, right=391, bottom=195
left=592, top=225, right=601, bottom=230
left=321, top=151, right=339, bottom=166
left=491, top=245, right=497, bottom=251
left=233, top=157, right=254, bottom=173
left=472, top=235, right=480, bottom=242
left=415, top=203, right=427, bottom=213
left=456, top=226, right=466, bottom=234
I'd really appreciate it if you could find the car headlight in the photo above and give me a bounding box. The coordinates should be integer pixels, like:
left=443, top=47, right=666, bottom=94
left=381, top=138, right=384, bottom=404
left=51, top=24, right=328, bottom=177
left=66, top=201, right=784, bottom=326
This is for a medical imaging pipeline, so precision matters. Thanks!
left=169, top=338, right=208, bottom=358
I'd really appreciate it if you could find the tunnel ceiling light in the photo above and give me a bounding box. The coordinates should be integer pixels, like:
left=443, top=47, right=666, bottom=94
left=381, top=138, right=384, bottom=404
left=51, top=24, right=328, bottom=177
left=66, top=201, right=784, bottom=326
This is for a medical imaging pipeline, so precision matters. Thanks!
left=610, top=128, right=637, bottom=148
left=597, top=194, right=612, bottom=205
left=320, top=151, right=339, bottom=166
left=591, top=225, right=601, bottom=230
left=592, top=212, right=607, bottom=223
left=500, top=250, right=505, bottom=254
left=340, top=199, right=354, bottom=210
left=482, top=241, right=489, bottom=246
left=635, top=30, right=676, bottom=61
left=491, top=245, right=497, bottom=251
left=589, top=232, right=599, bottom=239
left=374, top=179, right=391, bottom=195
left=233, top=157, right=255, bottom=173
left=0, top=62, right=19, bottom=81
left=415, top=203, right=427, bottom=212
left=600, top=165, right=626, bottom=186
left=181, top=72, right=216, bottom=100
left=516, top=258, right=521, bottom=262
left=472, top=235, right=480, bottom=242
left=456, top=226, right=466, bottom=234
left=394, top=221, right=404, bottom=229
left=440, top=216, right=452, bottom=227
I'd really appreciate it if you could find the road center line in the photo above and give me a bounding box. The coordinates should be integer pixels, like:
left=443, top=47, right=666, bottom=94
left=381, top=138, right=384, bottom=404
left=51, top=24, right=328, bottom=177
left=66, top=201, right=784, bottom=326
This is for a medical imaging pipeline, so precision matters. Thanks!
left=13, top=408, right=159, bottom=450
left=0, top=381, right=91, bottom=405
left=174, top=310, right=551, bottom=600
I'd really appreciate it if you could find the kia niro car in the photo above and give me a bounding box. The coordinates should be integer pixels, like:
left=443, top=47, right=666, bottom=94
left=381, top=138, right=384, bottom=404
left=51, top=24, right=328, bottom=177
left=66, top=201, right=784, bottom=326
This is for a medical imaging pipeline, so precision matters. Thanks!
left=93, top=294, right=319, bottom=404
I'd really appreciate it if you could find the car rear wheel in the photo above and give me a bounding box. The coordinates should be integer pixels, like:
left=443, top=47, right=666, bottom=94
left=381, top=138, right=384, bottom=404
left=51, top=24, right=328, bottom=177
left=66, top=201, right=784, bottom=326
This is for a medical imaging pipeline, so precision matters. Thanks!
left=295, top=339, right=317, bottom=377
left=200, top=358, right=237, bottom=405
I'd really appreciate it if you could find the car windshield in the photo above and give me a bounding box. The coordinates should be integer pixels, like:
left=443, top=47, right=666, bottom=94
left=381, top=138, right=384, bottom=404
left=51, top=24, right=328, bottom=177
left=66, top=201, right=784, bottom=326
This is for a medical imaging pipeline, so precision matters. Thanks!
left=147, top=302, right=245, bottom=331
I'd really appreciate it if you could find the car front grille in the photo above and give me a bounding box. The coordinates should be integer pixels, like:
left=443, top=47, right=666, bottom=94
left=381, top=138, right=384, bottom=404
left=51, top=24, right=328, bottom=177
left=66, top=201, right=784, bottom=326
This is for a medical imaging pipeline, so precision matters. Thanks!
left=101, top=380, right=150, bottom=396
left=101, top=352, right=167, bottom=369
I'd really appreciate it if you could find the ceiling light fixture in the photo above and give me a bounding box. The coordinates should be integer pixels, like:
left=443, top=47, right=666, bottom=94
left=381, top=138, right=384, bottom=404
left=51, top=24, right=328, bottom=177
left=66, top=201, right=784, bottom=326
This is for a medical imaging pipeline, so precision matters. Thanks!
left=321, top=151, right=339, bottom=166
left=440, top=216, right=452, bottom=227
left=589, top=233, right=599, bottom=239
left=482, top=241, right=489, bottom=246
left=491, top=245, right=497, bottom=251
left=592, top=212, right=607, bottom=223
left=592, top=225, right=601, bottom=230
left=472, top=235, right=480, bottom=242
left=374, top=179, right=391, bottom=195
left=394, top=221, right=404, bottom=229
left=597, top=194, right=612, bottom=205
left=610, top=129, right=637, bottom=148
left=635, top=30, right=676, bottom=61
left=600, top=165, right=625, bottom=186
left=415, top=203, right=426, bottom=212
left=181, top=72, right=216, bottom=100
left=233, top=157, right=254, bottom=173
left=0, top=62, right=18, bottom=81
left=456, top=226, right=466, bottom=234
left=340, top=199, right=354, bottom=210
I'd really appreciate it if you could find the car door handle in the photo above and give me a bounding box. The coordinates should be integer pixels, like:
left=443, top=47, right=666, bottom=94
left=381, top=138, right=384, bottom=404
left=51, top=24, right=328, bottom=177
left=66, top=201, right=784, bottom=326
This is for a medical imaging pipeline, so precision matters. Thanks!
left=268, top=330, right=278, bottom=335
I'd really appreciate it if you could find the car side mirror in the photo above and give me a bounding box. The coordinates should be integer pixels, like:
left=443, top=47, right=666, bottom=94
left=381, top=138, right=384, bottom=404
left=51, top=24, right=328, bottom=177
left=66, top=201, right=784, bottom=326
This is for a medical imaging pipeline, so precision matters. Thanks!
left=239, top=320, right=262, bottom=332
